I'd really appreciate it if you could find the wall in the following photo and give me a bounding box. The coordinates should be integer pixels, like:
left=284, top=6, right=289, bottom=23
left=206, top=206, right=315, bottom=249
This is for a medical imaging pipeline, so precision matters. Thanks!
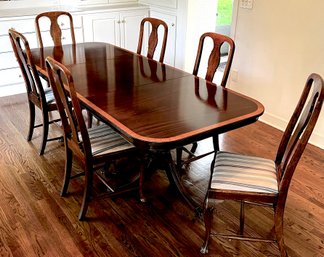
left=183, top=0, right=217, bottom=73
left=228, top=0, right=324, bottom=149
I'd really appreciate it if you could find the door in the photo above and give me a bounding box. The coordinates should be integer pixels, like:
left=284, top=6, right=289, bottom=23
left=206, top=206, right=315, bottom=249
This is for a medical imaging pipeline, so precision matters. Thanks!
left=83, top=12, right=120, bottom=46
left=120, top=10, right=148, bottom=52
left=215, top=0, right=234, bottom=54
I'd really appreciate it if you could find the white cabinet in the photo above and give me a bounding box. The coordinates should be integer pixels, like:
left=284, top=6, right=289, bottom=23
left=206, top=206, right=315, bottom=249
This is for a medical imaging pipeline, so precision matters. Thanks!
left=0, top=14, right=84, bottom=96
left=149, top=10, right=176, bottom=66
left=83, top=9, right=148, bottom=53
left=0, top=17, right=37, bottom=95
left=77, top=0, right=137, bottom=5
left=140, top=0, right=177, bottom=9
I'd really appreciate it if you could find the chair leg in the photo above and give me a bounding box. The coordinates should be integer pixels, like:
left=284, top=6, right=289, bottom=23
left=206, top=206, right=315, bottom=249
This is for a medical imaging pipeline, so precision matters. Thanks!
left=139, top=161, right=146, bottom=202
left=39, top=109, right=49, bottom=155
left=190, top=142, right=198, bottom=155
left=87, top=110, right=93, bottom=128
left=79, top=165, right=93, bottom=221
left=176, top=147, right=183, bottom=169
left=200, top=206, right=214, bottom=254
left=212, top=135, right=220, bottom=152
left=239, top=201, right=245, bottom=235
left=61, top=146, right=72, bottom=197
left=274, top=207, right=288, bottom=257
left=27, top=102, right=35, bottom=141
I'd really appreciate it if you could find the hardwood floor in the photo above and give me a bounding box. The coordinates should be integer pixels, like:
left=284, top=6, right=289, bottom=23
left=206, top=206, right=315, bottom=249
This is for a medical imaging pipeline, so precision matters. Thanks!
left=0, top=93, right=323, bottom=257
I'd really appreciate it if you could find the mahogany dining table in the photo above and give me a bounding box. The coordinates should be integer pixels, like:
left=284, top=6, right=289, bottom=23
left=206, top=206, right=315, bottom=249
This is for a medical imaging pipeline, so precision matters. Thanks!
left=31, top=42, right=264, bottom=212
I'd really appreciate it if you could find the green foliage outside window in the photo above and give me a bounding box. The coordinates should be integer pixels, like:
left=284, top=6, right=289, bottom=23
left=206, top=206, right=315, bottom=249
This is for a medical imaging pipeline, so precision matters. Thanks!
left=217, top=0, right=233, bottom=26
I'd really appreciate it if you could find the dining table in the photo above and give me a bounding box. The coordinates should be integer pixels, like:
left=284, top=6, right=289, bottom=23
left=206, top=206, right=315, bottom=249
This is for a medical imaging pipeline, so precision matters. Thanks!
left=31, top=42, right=264, bottom=213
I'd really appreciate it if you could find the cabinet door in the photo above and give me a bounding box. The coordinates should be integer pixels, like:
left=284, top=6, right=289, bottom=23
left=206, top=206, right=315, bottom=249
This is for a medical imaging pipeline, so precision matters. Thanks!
left=150, top=11, right=176, bottom=66
left=119, top=10, right=148, bottom=52
left=83, top=12, right=120, bottom=46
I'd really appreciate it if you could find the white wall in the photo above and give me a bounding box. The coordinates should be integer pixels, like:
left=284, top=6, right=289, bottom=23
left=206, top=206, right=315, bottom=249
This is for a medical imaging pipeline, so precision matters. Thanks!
left=183, top=0, right=217, bottom=73
left=228, top=0, right=324, bottom=149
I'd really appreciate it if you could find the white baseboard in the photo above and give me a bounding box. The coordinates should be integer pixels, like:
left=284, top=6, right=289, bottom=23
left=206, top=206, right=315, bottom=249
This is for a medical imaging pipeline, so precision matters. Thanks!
left=260, top=112, right=324, bottom=150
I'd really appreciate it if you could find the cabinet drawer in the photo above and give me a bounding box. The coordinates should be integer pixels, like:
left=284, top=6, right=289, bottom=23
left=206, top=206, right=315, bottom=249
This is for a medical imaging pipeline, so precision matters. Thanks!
left=0, top=52, right=18, bottom=69
left=0, top=33, right=38, bottom=53
left=0, top=18, right=35, bottom=35
left=0, top=68, right=23, bottom=86
left=39, top=27, right=84, bottom=47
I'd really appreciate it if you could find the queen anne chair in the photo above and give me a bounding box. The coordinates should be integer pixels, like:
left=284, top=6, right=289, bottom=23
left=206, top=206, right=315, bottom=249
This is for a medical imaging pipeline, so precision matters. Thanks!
left=200, top=73, right=324, bottom=256
left=137, top=17, right=168, bottom=63
left=35, top=11, right=76, bottom=48
left=36, top=11, right=94, bottom=127
left=9, top=28, right=62, bottom=155
left=176, top=32, right=235, bottom=168
left=45, top=56, right=138, bottom=220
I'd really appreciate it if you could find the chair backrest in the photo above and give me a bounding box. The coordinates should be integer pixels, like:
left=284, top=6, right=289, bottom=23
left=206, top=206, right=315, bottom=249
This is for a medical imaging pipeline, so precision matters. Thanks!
left=137, top=17, right=168, bottom=63
left=35, top=11, right=76, bottom=48
left=45, top=56, right=91, bottom=160
left=275, top=73, right=324, bottom=195
left=193, top=32, right=235, bottom=87
left=8, top=28, right=46, bottom=106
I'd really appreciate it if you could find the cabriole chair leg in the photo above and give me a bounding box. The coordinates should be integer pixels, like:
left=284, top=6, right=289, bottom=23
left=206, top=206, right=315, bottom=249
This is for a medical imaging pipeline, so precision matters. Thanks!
left=200, top=206, right=214, bottom=254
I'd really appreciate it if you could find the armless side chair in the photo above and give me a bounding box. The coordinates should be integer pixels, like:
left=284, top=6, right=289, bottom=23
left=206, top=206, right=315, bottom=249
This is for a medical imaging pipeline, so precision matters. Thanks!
left=9, top=28, right=61, bottom=155
left=137, top=17, right=168, bottom=63
left=35, top=11, right=93, bottom=127
left=35, top=11, right=75, bottom=48
left=176, top=32, right=235, bottom=169
left=46, top=56, right=139, bottom=220
left=200, top=73, right=324, bottom=257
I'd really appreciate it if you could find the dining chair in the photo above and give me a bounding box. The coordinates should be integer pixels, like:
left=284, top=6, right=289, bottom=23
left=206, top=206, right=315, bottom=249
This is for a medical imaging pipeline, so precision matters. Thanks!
left=137, top=17, right=168, bottom=63
left=176, top=32, right=235, bottom=169
left=45, top=56, right=139, bottom=220
left=35, top=11, right=76, bottom=48
left=8, top=28, right=62, bottom=155
left=200, top=73, right=324, bottom=256
left=35, top=11, right=94, bottom=127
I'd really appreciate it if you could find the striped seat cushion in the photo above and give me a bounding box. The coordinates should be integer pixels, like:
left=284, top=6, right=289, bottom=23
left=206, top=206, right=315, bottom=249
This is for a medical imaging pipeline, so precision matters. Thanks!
left=211, top=151, right=278, bottom=194
left=85, top=124, right=135, bottom=156
left=44, top=88, right=55, bottom=104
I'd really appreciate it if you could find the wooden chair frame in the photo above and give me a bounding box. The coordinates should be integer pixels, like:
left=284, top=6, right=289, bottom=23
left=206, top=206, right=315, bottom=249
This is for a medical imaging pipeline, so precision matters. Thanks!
left=176, top=32, right=235, bottom=168
left=200, top=73, right=324, bottom=256
left=137, top=17, right=168, bottom=63
left=35, top=11, right=76, bottom=48
left=8, top=28, right=61, bottom=155
left=45, top=56, right=138, bottom=220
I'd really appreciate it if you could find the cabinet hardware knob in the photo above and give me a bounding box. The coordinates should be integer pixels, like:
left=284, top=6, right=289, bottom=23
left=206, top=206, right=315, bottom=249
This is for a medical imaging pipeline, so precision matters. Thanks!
left=172, top=23, right=175, bottom=27
left=122, top=20, right=126, bottom=23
